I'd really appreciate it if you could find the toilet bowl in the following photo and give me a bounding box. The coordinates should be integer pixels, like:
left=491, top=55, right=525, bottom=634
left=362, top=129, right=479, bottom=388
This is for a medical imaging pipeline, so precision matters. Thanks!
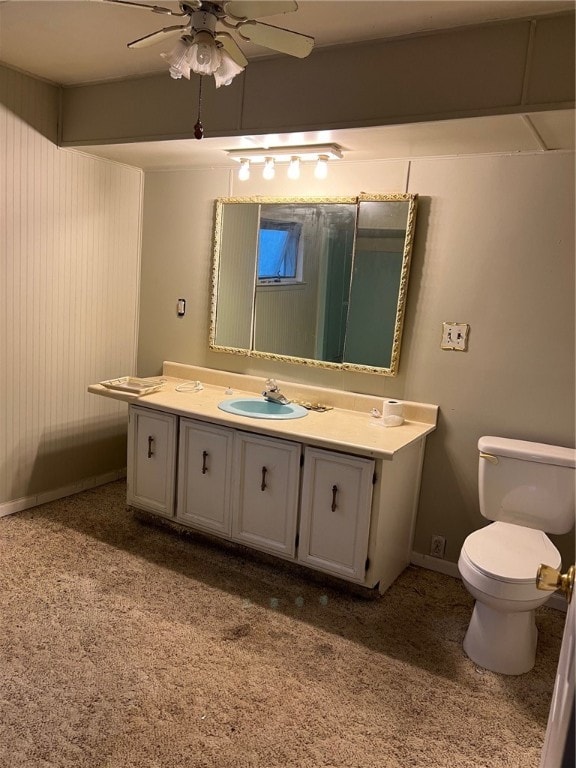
left=458, top=436, right=575, bottom=675
left=458, top=521, right=561, bottom=674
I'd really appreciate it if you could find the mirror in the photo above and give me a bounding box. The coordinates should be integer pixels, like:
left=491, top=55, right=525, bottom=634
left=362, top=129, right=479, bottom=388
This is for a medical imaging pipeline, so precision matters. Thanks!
left=210, top=193, right=418, bottom=375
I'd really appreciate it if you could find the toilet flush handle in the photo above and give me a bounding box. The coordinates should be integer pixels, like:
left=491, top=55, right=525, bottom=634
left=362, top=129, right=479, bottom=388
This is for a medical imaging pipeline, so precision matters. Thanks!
left=479, top=452, right=499, bottom=464
left=536, top=564, right=575, bottom=604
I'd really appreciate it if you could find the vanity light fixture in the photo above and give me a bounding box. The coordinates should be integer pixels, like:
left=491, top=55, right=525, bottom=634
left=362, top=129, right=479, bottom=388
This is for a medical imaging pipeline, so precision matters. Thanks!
left=226, top=143, right=343, bottom=181
left=314, top=154, right=329, bottom=179
left=238, top=159, right=250, bottom=181
left=287, top=156, right=301, bottom=180
left=262, top=157, right=276, bottom=180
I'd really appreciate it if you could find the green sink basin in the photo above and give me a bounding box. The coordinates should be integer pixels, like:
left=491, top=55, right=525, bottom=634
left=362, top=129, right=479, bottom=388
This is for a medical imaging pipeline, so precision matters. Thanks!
left=217, top=397, right=308, bottom=420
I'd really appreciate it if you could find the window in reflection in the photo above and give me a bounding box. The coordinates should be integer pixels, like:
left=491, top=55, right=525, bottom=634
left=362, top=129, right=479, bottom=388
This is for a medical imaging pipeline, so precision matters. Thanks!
left=257, top=219, right=302, bottom=283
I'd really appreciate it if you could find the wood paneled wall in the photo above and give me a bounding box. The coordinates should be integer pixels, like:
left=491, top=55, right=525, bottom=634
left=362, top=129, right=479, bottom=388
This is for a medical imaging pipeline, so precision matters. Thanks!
left=0, top=66, right=143, bottom=512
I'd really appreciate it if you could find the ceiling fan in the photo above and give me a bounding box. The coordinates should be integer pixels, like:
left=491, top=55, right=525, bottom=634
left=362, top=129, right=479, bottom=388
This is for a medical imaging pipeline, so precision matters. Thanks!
left=106, top=0, right=314, bottom=85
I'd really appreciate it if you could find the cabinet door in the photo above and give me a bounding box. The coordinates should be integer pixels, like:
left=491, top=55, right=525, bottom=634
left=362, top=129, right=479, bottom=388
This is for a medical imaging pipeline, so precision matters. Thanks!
left=298, top=447, right=375, bottom=582
left=127, top=406, right=177, bottom=517
left=231, top=432, right=301, bottom=558
left=176, top=419, right=233, bottom=536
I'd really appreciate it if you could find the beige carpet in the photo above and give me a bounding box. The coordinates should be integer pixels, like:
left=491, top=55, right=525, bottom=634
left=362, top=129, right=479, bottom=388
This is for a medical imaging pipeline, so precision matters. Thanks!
left=0, top=481, right=564, bottom=768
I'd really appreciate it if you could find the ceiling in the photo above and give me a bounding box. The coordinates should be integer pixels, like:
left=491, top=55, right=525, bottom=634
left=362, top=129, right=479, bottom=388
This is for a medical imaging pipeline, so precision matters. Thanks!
left=1, top=0, right=574, bottom=170
left=1, top=0, right=573, bottom=86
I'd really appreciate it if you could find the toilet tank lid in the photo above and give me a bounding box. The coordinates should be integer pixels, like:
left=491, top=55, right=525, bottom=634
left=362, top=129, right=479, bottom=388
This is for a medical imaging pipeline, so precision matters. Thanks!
left=478, top=436, right=576, bottom=468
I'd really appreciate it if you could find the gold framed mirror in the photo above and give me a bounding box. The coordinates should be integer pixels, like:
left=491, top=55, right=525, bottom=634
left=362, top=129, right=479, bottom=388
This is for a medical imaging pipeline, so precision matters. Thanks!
left=209, top=193, right=418, bottom=376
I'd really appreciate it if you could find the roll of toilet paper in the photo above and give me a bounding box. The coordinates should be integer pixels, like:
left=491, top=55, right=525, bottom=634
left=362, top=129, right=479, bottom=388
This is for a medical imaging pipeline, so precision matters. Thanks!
left=382, top=399, right=404, bottom=427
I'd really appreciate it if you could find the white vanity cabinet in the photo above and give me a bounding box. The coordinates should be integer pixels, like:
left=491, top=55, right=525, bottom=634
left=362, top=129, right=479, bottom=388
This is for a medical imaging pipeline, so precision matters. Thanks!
left=96, top=369, right=438, bottom=597
left=127, top=405, right=177, bottom=518
left=231, top=432, right=301, bottom=559
left=124, top=402, right=426, bottom=593
left=176, top=419, right=234, bottom=536
left=298, top=447, right=375, bottom=583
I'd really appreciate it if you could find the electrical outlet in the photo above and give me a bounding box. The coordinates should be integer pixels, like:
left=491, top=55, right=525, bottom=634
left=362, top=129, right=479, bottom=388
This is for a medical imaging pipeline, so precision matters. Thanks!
left=441, top=322, right=469, bottom=351
left=430, top=535, right=446, bottom=558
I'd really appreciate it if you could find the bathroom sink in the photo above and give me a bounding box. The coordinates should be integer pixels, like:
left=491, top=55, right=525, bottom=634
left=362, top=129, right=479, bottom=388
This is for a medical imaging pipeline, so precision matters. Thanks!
left=217, top=397, right=308, bottom=420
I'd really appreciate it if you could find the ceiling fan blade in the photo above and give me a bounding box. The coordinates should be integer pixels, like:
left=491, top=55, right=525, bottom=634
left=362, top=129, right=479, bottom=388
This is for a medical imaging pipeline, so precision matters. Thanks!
left=127, top=24, right=189, bottom=48
left=105, top=0, right=189, bottom=16
left=215, top=32, right=248, bottom=67
left=238, top=20, right=313, bottom=58
left=223, top=1, right=297, bottom=20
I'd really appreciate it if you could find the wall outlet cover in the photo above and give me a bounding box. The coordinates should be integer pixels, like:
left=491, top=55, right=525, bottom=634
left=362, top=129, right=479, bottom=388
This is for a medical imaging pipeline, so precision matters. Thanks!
left=441, top=322, right=469, bottom=351
left=430, top=534, right=446, bottom=558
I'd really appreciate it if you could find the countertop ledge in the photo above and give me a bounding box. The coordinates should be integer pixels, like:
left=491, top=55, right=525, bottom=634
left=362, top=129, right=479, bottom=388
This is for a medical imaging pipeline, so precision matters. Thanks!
left=88, top=363, right=438, bottom=460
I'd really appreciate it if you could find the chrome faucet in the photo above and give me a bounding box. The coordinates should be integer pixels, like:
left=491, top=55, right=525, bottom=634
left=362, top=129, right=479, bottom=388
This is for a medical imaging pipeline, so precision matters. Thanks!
left=262, top=378, right=291, bottom=405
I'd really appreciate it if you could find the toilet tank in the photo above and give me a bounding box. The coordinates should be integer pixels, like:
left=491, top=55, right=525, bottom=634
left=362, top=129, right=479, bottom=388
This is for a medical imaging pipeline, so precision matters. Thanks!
left=478, top=436, right=576, bottom=534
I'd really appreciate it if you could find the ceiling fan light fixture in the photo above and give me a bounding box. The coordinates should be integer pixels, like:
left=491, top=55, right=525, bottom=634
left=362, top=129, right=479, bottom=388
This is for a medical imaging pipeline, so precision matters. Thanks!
left=112, top=0, right=314, bottom=92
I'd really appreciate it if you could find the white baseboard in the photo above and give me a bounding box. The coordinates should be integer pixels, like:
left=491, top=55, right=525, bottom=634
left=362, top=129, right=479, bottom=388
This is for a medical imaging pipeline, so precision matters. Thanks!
left=410, top=551, right=460, bottom=578
left=0, top=469, right=126, bottom=519
left=410, top=551, right=567, bottom=613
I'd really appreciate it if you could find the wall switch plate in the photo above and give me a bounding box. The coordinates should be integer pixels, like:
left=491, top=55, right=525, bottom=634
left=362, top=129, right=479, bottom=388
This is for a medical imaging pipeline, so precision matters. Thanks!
left=441, top=322, right=469, bottom=351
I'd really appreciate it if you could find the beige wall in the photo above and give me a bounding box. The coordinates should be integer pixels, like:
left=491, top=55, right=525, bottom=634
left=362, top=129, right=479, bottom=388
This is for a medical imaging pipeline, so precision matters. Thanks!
left=137, top=151, right=575, bottom=566
left=0, top=65, right=143, bottom=512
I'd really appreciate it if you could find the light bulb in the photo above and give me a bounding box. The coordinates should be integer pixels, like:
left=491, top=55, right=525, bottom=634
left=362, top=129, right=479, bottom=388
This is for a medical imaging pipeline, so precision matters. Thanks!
left=287, top=156, right=300, bottom=180
left=314, top=155, right=329, bottom=179
left=196, top=42, right=212, bottom=66
left=263, top=158, right=275, bottom=180
left=188, top=31, right=221, bottom=75
left=238, top=159, right=250, bottom=181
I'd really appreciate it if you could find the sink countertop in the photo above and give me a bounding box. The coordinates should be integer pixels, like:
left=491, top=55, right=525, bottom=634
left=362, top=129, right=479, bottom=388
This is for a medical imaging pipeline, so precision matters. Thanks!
left=88, top=367, right=438, bottom=460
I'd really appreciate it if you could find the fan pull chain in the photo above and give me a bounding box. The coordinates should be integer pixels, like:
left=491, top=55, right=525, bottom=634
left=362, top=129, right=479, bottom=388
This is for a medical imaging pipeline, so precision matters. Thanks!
left=194, top=75, right=204, bottom=140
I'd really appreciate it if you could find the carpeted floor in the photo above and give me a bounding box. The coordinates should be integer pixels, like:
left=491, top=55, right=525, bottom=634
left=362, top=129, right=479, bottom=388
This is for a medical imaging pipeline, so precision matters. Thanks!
left=0, top=480, right=564, bottom=768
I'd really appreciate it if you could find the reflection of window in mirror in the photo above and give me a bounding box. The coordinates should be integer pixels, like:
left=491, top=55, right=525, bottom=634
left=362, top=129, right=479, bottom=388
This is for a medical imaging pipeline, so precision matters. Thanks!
left=257, top=219, right=303, bottom=284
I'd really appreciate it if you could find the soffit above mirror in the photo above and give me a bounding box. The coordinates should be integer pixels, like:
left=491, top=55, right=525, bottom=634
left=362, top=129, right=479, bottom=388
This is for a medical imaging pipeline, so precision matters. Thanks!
left=74, top=110, right=575, bottom=171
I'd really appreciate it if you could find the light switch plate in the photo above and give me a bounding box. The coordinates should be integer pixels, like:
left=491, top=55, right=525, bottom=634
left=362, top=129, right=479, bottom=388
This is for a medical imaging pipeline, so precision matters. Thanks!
left=441, top=322, right=469, bottom=351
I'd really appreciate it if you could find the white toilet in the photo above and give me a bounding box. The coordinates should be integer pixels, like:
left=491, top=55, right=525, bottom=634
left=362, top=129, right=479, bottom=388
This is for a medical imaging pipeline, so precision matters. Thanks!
left=458, top=436, right=575, bottom=675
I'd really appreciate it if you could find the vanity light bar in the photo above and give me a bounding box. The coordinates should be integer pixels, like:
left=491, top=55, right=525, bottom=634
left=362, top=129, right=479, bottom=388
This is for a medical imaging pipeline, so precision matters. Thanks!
left=226, top=143, right=344, bottom=165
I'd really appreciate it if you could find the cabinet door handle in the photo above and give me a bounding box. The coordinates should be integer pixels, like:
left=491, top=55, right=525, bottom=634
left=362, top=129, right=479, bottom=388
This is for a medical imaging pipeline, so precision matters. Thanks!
left=147, top=435, right=154, bottom=459
left=331, top=484, right=338, bottom=511
left=201, top=450, right=209, bottom=474
left=261, top=466, right=267, bottom=491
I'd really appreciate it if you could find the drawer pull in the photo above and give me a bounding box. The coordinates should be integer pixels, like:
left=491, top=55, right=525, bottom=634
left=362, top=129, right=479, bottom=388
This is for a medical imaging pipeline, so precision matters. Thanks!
left=202, top=450, right=209, bottom=474
left=261, top=466, right=267, bottom=491
left=147, top=435, right=154, bottom=459
left=331, top=484, right=338, bottom=511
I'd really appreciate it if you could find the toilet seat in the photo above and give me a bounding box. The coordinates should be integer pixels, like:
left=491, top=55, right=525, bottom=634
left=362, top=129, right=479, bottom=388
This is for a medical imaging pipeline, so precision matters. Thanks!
left=462, top=521, right=561, bottom=582
left=459, top=522, right=561, bottom=602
